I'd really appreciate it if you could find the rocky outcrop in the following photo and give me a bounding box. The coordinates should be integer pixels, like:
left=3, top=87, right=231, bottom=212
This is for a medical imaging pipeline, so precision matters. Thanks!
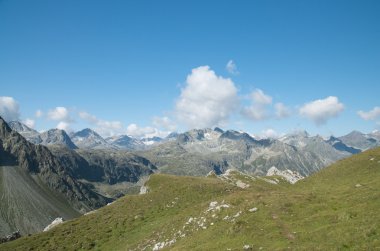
left=0, top=230, right=21, bottom=244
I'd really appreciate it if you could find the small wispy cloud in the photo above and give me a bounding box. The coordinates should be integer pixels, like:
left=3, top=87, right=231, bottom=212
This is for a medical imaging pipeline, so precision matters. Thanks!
left=226, top=60, right=239, bottom=75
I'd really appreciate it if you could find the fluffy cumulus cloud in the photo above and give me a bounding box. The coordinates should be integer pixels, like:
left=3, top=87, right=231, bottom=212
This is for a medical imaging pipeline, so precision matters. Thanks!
left=175, top=66, right=238, bottom=129
left=241, top=89, right=272, bottom=121
left=275, top=102, right=291, bottom=119
left=357, top=107, right=380, bottom=121
left=0, top=96, right=20, bottom=121
left=299, top=96, right=344, bottom=125
left=226, top=60, right=239, bottom=75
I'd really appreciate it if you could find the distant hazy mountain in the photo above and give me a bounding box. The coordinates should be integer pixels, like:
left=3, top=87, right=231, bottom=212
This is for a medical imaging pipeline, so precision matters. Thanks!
left=141, top=136, right=163, bottom=146
left=106, top=135, right=146, bottom=150
left=140, top=128, right=357, bottom=177
left=326, top=136, right=361, bottom=154
left=8, top=121, right=42, bottom=144
left=71, top=128, right=114, bottom=149
left=40, top=129, right=78, bottom=149
left=338, top=130, right=380, bottom=150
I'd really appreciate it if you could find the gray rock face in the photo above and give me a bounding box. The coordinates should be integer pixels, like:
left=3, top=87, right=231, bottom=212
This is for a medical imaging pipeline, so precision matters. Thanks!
left=71, top=128, right=114, bottom=149
left=49, top=146, right=156, bottom=185
left=40, top=129, right=78, bottom=149
left=106, top=135, right=146, bottom=150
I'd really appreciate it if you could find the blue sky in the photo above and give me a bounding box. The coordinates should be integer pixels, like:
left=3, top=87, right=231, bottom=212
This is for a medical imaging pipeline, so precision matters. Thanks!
left=0, top=0, right=379, bottom=138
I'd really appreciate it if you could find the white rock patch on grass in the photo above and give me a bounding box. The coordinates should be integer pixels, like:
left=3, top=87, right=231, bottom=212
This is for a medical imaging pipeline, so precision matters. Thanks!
left=43, top=217, right=64, bottom=232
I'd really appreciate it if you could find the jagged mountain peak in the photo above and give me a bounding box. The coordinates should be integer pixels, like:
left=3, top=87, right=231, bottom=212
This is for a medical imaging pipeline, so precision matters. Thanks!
left=73, top=128, right=102, bottom=138
left=106, top=135, right=145, bottom=150
left=8, top=121, right=37, bottom=133
left=219, top=130, right=255, bottom=142
left=0, top=116, right=15, bottom=139
left=71, top=128, right=113, bottom=149
left=40, top=129, right=77, bottom=149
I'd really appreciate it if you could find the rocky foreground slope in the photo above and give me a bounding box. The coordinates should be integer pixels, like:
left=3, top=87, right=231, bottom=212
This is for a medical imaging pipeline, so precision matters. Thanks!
left=2, top=146, right=379, bottom=250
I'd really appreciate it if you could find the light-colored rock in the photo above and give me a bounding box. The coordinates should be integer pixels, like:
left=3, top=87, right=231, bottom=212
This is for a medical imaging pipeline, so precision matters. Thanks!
left=266, top=166, right=304, bottom=184
left=43, top=217, right=64, bottom=232
left=236, top=180, right=250, bottom=189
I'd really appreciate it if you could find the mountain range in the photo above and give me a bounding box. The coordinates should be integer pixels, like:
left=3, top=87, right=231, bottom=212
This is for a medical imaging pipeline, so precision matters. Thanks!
left=8, top=120, right=380, bottom=178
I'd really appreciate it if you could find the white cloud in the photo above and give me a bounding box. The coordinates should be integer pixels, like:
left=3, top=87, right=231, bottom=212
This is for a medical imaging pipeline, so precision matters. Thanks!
left=56, top=121, right=70, bottom=131
left=47, top=107, right=70, bottom=121
left=126, top=123, right=169, bottom=139
left=152, top=116, right=177, bottom=131
left=241, top=89, right=272, bottom=121
left=175, top=66, right=238, bottom=129
left=226, top=60, right=239, bottom=75
left=357, top=107, right=380, bottom=120
left=275, top=102, right=291, bottom=119
left=35, top=109, right=43, bottom=118
left=0, top=96, right=20, bottom=121
left=24, top=118, right=35, bottom=128
left=299, top=96, right=344, bottom=125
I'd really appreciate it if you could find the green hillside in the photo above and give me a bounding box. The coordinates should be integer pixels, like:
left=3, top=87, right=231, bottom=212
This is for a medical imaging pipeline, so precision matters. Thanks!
left=2, top=147, right=380, bottom=250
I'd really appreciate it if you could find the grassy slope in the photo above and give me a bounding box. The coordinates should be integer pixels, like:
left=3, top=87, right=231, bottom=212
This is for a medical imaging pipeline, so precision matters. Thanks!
left=1, top=148, right=380, bottom=250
